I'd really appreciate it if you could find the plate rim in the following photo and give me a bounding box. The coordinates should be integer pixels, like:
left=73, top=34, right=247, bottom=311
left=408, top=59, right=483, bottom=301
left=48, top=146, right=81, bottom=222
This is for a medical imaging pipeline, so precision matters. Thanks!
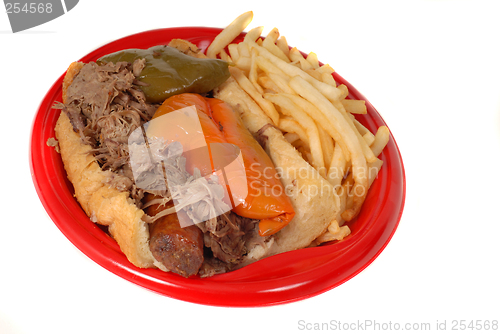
left=29, top=26, right=406, bottom=307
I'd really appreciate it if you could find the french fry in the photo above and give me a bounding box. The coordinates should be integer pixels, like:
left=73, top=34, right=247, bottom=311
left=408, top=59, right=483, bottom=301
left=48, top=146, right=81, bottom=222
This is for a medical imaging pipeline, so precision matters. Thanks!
left=340, top=169, right=355, bottom=213
left=362, top=132, right=375, bottom=146
left=313, top=221, right=350, bottom=244
left=352, top=117, right=370, bottom=136
left=218, top=48, right=232, bottom=62
left=207, top=11, right=253, bottom=59
left=264, top=93, right=326, bottom=175
left=316, top=64, right=336, bottom=86
left=293, top=139, right=309, bottom=151
left=288, top=76, right=368, bottom=221
left=258, top=75, right=281, bottom=93
left=244, top=26, right=264, bottom=43
left=284, top=132, right=300, bottom=144
left=230, top=67, right=280, bottom=125
left=370, top=126, right=390, bottom=157
left=289, top=47, right=305, bottom=63
left=368, top=158, right=383, bottom=185
left=255, top=56, right=288, bottom=77
left=255, top=57, right=295, bottom=94
left=339, top=107, right=377, bottom=163
left=328, top=142, right=347, bottom=190
left=249, top=48, right=263, bottom=94
left=265, top=27, right=280, bottom=43
left=262, top=28, right=290, bottom=62
left=316, top=64, right=335, bottom=74
left=238, top=42, right=251, bottom=58
left=306, top=52, right=320, bottom=69
left=305, top=69, right=323, bottom=81
left=344, top=158, right=383, bottom=213
left=277, top=118, right=309, bottom=149
left=342, top=99, right=367, bottom=114
left=235, top=56, right=252, bottom=72
left=276, top=36, right=290, bottom=58
left=282, top=93, right=351, bottom=162
left=248, top=43, right=344, bottom=103
left=289, top=47, right=313, bottom=70
left=316, top=122, right=334, bottom=172
left=227, top=43, right=239, bottom=62
left=335, top=183, right=348, bottom=226
left=337, top=84, right=349, bottom=99
left=321, top=71, right=337, bottom=87
left=267, top=73, right=296, bottom=94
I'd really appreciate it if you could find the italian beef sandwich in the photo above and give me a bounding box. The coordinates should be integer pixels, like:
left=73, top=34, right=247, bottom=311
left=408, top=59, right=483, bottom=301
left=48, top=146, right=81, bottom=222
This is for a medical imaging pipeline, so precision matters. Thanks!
left=53, top=37, right=343, bottom=278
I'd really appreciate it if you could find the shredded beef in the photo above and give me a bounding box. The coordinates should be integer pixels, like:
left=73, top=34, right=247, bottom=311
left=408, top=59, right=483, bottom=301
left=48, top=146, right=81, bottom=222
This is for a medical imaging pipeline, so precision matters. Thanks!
left=54, top=60, right=159, bottom=206
left=198, top=212, right=267, bottom=275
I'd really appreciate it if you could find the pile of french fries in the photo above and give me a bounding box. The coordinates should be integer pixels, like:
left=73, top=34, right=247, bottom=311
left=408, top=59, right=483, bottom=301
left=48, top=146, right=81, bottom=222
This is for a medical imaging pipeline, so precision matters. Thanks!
left=207, top=12, right=390, bottom=244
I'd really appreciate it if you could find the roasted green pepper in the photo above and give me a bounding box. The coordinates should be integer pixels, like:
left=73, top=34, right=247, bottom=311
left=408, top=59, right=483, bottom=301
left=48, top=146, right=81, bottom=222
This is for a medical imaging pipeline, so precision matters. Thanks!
left=97, top=45, right=230, bottom=103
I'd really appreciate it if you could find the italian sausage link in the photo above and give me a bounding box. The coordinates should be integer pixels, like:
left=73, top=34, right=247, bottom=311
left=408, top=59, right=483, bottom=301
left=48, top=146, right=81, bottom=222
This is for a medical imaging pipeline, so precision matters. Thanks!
left=146, top=195, right=204, bottom=277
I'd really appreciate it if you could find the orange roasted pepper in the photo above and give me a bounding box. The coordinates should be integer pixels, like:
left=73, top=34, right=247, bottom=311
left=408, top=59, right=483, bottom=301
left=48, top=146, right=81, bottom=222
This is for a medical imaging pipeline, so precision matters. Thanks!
left=152, top=93, right=226, bottom=178
left=152, top=93, right=295, bottom=236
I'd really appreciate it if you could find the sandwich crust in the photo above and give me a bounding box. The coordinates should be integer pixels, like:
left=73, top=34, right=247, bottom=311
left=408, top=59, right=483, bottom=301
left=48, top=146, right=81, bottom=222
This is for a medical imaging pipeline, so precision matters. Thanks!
left=55, top=62, right=156, bottom=268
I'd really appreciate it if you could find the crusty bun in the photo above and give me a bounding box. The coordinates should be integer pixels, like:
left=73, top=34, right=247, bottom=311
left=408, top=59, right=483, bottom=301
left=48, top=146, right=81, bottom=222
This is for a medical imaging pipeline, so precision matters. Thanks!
left=55, top=62, right=156, bottom=268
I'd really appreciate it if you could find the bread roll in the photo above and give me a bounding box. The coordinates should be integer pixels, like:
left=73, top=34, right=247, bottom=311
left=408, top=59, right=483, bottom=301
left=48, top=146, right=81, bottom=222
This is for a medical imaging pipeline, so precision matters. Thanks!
left=55, top=62, right=156, bottom=268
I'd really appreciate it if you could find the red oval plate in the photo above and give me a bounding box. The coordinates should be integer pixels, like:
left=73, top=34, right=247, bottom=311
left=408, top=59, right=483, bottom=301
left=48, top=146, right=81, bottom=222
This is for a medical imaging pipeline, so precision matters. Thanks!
left=30, top=27, right=405, bottom=307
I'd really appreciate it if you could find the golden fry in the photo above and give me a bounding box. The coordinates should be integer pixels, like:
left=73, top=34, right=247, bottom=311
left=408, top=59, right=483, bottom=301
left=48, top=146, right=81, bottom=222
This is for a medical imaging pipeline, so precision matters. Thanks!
left=264, top=93, right=326, bottom=175
left=244, top=26, right=264, bottom=43
left=306, top=52, right=320, bottom=69
left=284, top=132, right=300, bottom=144
left=258, top=75, right=281, bottom=93
left=342, top=99, right=367, bottom=114
left=362, top=132, right=375, bottom=146
left=370, top=126, right=390, bottom=157
left=262, top=28, right=290, bottom=62
left=267, top=73, right=295, bottom=94
left=289, top=76, right=368, bottom=221
left=276, top=36, right=290, bottom=58
left=282, top=93, right=350, bottom=162
left=249, top=48, right=263, bottom=94
left=230, top=67, right=280, bottom=125
left=277, top=118, right=310, bottom=149
left=255, top=56, right=288, bottom=77
left=316, top=122, right=334, bottom=171
left=227, top=43, right=239, bottom=62
left=321, top=72, right=337, bottom=87
left=207, top=11, right=253, bottom=59
left=250, top=43, right=343, bottom=103
left=328, top=142, right=347, bottom=190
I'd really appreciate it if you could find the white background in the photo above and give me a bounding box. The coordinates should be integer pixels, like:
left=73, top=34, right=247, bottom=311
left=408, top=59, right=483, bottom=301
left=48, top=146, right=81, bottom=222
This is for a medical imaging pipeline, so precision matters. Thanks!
left=2, top=0, right=499, bottom=333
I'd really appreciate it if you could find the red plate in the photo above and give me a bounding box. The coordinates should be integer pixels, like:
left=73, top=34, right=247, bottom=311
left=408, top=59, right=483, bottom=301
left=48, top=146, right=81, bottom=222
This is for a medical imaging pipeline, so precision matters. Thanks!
left=30, top=27, right=405, bottom=307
